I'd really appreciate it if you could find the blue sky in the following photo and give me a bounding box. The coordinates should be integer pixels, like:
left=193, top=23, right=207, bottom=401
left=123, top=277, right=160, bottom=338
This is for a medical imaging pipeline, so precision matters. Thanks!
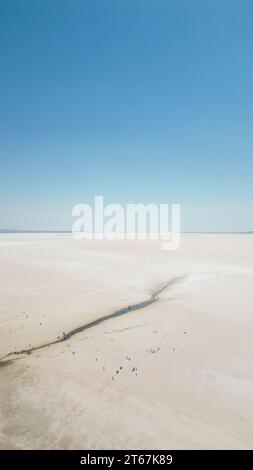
left=0, top=0, right=252, bottom=231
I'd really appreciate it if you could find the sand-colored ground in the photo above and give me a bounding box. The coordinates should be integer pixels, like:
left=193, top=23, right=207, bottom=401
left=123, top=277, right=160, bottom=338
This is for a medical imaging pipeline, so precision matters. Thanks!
left=0, top=234, right=253, bottom=449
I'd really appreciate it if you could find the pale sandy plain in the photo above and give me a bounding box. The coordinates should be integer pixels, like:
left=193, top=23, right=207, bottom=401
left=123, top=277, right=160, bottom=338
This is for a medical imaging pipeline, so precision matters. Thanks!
left=0, top=234, right=253, bottom=449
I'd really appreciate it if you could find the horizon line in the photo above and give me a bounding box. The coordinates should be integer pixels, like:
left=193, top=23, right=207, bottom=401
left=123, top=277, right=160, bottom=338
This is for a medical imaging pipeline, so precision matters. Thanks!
left=0, top=229, right=252, bottom=235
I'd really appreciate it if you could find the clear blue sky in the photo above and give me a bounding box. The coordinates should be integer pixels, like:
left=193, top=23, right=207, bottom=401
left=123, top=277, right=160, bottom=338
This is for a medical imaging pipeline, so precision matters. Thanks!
left=0, top=0, right=252, bottom=231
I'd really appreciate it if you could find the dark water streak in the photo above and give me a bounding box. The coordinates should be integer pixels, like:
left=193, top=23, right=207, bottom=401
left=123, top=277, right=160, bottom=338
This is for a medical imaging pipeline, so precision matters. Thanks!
left=0, top=275, right=186, bottom=363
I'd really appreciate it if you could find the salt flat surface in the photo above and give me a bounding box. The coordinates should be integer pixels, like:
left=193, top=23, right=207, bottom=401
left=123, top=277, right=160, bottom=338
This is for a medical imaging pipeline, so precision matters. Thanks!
left=0, top=234, right=253, bottom=449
